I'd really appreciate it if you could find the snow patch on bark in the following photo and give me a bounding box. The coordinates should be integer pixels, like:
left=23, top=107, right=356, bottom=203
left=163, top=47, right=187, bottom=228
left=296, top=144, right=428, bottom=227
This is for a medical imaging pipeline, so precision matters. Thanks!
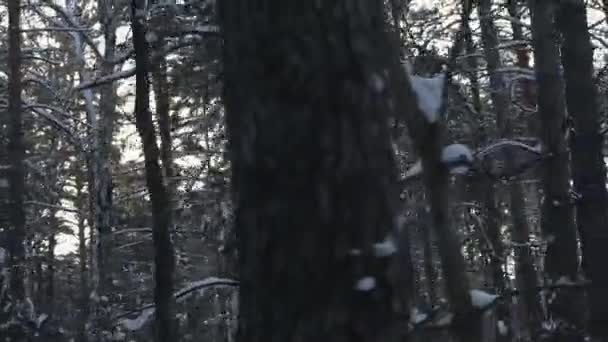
left=470, top=289, right=499, bottom=308
left=403, top=62, right=445, bottom=123
left=354, top=277, right=376, bottom=291
left=373, top=235, right=397, bottom=257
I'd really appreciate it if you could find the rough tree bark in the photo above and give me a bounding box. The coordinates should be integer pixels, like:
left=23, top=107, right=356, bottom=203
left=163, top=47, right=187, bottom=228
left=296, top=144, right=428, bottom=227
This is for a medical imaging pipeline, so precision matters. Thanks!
left=420, top=209, right=438, bottom=304
left=556, top=1, right=608, bottom=337
left=528, top=0, right=583, bottom=331
left=7, top=0, right=26, bottom=310
left=130, top=1, right=176, bottom=341
left=221, top=1, right=413, bottom=341
left=5, top=1, right=27, bottom=339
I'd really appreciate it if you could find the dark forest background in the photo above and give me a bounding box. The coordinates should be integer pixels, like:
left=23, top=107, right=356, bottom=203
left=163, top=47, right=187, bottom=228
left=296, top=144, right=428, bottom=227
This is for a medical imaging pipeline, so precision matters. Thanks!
left=1, top=0, right=608, bottom=341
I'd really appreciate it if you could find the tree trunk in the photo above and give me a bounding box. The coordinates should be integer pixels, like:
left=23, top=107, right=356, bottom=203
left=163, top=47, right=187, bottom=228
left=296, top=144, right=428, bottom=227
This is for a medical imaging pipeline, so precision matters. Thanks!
left=87, top=161, right=96, bottom=291
left=95, top=0, right=118, bottom=298
left=420, top=210, right=438, bottom=304
left=149, top=0, right=175, bottom=202
left=478, top=2, right=535, bottom=340
left=463, top=5, right=482, bottom=115
left=481, top=180, right=504, bottom=292
left=34, top=251, right=43, bottom=308
left=76, top=166, right=89, bottom=342
left=556, top=1, right=608, bottom=337
left=221, top=1, right=412, bottom=341
left=478, top=0, right=508, bottom=133
left=7, top=0, right=26, bottom=308
left=507, top=2, right=542, bottom=338
left=150, top=29, right=174, bottom=192
left=65, top=0, right=114, bottom=336
left=391, top=20, right=477, bottom=342
left=509, top=182, right=541, bottom=337
left=404, top=53, right=480, bottom=342
left=65, top=0, right=99, bottom=301
left=5, top=1, right=27, bottom=340
left=46, top=215, right=56, bottom=313
left=130, top=1, right=176, bottom=341
left=528, top=0, right=583, bottom=330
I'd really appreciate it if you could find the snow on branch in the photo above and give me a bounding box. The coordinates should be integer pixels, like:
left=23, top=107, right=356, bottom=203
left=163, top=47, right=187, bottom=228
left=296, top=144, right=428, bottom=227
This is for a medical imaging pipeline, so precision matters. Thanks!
left=402, top=160, right=423, bottom=181
left=475, top=138, right=542, bottom=158
left=75, top=68, right=136, bottom=91
left=408, top=290, right=499, bottom=331
left=174, top=278, right=239, bottom=300
left=167, top=26, right=221, bottom=38
left=400, top=144, right=474, bottom=183
left=441, top=144, right=474, bottom=174
left=399, top=139, right=543, bottom=185
left=116, top=277, right=239, bottom=331
left=120, top=307, right=155, bottom=332
left=22, top=54, right=62, bottom=65
left=152, top=35, right=205, bottom=60
left=194, top=25, right=220, bottom=33
left=495, top=40, right=530, bottom=50
left=495, top=66, right=536, bottom=76
left=494, top=14, right=532, bottom=29
left=21, top=27, right=92, bottom=33
left=23, top=103, right=85, bottom=148
left=112, top=227, right=153, bottom=236
left=411, top=279, right=590, bottom=331
left=37, top=0, right=104, bottom=61
left=116, top=241, right=148, bottom=250
left=24, top=200, right=80, bottom=214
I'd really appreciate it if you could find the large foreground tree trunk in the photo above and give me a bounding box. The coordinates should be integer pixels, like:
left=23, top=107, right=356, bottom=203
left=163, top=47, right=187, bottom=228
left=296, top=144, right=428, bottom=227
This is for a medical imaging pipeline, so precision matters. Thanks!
left=221, top=1, right=411, bottom=341
left=557, top=1, right=608, bottom=337
left=5, top=1, right=27, bottom=339
left=7, top=0, right=26, bottom=309
left=131, top=1, right=176, bottom=341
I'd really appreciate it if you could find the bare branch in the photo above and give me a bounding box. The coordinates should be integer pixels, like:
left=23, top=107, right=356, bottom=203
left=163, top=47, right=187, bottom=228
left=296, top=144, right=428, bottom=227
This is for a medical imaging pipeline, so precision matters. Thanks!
left=112, top=228, right=153, bottom=236
left=21, top=27, right=92, bottom=33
